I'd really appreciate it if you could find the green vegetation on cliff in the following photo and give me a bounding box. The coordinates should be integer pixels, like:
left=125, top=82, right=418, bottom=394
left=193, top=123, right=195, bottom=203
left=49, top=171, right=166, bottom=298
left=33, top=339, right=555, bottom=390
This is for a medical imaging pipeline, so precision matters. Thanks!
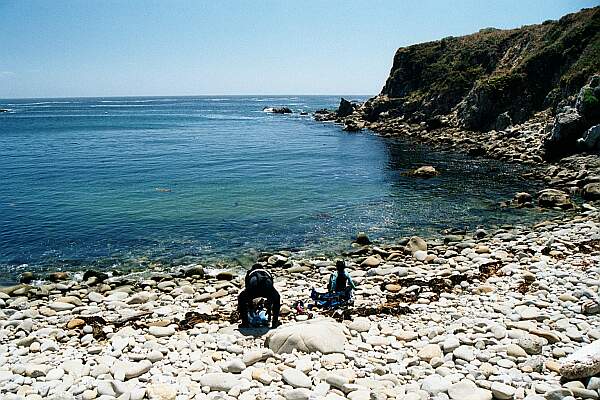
left=370, top=6, right=600, bottom=131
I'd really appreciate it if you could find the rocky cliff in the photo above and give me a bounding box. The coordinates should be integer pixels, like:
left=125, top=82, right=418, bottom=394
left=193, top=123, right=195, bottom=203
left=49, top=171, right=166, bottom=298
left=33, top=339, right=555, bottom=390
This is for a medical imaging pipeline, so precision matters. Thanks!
left=362, top=7, right=599, bottom=134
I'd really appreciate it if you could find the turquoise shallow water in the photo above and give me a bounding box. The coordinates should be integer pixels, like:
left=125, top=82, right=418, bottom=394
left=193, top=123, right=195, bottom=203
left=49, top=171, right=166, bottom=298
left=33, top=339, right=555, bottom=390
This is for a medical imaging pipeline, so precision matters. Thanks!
left=0, top=96, right=543, bottom=283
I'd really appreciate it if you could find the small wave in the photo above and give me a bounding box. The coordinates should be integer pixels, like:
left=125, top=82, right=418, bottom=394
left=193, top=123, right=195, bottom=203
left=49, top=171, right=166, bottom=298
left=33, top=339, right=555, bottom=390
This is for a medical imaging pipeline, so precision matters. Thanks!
left=5, top=101, right=77, bottom=106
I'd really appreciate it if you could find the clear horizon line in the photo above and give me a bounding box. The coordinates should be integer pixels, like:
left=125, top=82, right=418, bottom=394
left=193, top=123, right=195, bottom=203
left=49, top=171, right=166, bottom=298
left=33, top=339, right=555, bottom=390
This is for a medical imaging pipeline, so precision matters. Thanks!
left=0, top=93, right=377, bottom=101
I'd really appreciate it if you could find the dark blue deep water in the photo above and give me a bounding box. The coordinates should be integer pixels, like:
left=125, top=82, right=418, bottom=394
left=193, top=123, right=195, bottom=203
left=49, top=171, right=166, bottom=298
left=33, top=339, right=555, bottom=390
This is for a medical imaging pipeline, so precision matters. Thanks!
left=0, top=96, right=542, bottom=282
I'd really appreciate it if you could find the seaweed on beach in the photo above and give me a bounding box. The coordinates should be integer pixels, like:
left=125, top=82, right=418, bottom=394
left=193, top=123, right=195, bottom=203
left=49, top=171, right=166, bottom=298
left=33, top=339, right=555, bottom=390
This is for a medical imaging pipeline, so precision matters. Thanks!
left=377, top=263, right=503, bottom=303
left=379, top=274, right=472, bottom=303
left=578, top=239, right=600, bottom=254
left=176, top=311, right=223, bottom=329
left=515, top=280, right=533, bottom=294
left=477, top=262, right=501, bottom=280
left=319, top=302, right=412, bottom=322
left=73, top=312, right=152, bottom=340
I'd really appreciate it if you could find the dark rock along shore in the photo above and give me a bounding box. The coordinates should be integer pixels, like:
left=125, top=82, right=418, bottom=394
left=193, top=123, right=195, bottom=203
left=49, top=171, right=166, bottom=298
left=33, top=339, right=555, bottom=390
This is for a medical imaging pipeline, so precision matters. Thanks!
left=2, top=6, right=600, bottom=400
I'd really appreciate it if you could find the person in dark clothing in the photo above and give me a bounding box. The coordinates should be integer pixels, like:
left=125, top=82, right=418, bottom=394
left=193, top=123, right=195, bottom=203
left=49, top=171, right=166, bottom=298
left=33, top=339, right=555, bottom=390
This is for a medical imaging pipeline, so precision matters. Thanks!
left=238, top=264, right=281, bottom=328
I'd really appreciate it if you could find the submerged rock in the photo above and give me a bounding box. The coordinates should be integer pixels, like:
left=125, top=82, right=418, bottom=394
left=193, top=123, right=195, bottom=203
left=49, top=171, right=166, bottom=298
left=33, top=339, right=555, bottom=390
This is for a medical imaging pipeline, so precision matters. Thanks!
left=354, top=232, right=371, bottom=245
left=513, top=192, right=533, bottom=206
left=411, top=165, right=438, bottom=178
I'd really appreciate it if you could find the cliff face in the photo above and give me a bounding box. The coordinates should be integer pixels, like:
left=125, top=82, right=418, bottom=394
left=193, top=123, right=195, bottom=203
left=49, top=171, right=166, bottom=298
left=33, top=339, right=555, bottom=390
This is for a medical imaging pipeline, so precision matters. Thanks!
left=364, top=7, right=600, bottom=132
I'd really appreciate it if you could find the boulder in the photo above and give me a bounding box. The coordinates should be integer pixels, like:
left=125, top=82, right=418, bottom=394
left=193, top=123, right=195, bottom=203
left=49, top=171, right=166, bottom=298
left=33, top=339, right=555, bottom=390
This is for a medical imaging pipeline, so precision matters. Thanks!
left=267, top=254, right=288, bottom=267
left=264, top=107, right=292, bottom=114
left=124, top=360, right=152, bottom=379
left=544, top=107, right=584, bottom=159
left=282, top=368, right=312, bottom=389
left=354, top=232, right=371, bottom=245
left=411, top=166, right=438, bottom=178
left=582, top=182, right=600, bottom=201
left=47, top=272, right=70, bottom=282
left=337, top=98, right=355, bottom=118
left=347, top=317, right=371, bottom=333
left=242, top=349, right=273, bottom=366
left=577, top=125, right=600, bottom=151
left=360, top=256, right=380, bottom=268
left=19, top=272, right=36, bottom=284
left=421, top=374, right=451, bottom=395
left=448, top=379, right=492, bottom=400
left=198, top=373, right=246, bottom=392
left=494, top=111, right=513, bottom=131
left=82, top=270, right=109, bottom=283
left=560, top=338, right=600, bottom=379
left=180, top=265, right=204, bottom=278
left=418, top=344, right=443, bottom=362
left=405, top=236, right=427, bottom=254
left=265, top=318, right=347, bottom=354
left=513, top=192, right=533, bottom=205
left=537, top=189, right=573, bottom=209
left=216, top=271, right=234, bottom=281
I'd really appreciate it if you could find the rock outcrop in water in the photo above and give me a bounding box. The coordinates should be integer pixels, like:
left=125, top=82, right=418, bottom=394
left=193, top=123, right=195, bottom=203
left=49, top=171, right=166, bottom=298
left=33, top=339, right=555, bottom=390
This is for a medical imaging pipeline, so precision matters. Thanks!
left=263, top=106, right=292, bottom=114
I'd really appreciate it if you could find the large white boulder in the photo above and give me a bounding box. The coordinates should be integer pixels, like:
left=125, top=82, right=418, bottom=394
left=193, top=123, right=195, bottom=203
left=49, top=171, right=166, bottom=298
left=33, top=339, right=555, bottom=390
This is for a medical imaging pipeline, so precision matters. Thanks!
left=265, top=318, right=347, bottom=354
left=560, top=339, right=600, bottom=379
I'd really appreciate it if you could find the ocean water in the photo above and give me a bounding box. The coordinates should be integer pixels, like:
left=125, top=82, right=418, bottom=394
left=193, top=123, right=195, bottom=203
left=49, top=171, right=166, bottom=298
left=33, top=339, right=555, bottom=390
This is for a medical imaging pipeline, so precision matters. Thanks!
left=0, top=96, right=544, bottom=283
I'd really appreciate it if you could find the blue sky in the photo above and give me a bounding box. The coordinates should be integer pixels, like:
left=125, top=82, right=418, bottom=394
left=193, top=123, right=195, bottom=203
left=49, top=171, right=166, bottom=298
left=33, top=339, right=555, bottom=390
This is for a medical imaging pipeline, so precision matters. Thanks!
left=0, top=0, right=596, bottom=98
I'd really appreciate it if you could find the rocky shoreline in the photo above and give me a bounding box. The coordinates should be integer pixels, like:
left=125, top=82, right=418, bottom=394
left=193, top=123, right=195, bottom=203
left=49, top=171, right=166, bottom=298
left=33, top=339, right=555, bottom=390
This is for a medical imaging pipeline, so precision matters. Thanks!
left=2, top=206, right=600, bottom=399
left=313, top=94, right=600, bottom=210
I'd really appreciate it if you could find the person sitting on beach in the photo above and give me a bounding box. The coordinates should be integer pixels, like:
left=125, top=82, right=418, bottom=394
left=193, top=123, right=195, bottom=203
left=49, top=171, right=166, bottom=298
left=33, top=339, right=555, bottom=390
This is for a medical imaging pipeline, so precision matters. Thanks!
left=328, top=259, right=356, bottom=299
left=237, top=263, right=281, bottom=329
left=309, top=260, right=356, bottom=309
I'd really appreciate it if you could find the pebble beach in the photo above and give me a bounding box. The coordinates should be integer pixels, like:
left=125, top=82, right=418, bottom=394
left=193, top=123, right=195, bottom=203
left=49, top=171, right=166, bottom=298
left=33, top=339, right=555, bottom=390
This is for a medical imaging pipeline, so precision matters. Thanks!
left=2, top=206, right=600, bottom=400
